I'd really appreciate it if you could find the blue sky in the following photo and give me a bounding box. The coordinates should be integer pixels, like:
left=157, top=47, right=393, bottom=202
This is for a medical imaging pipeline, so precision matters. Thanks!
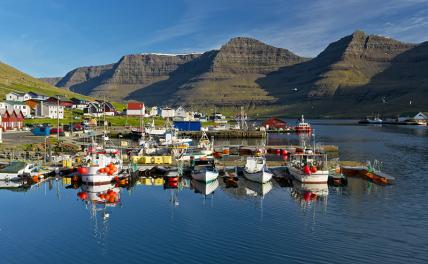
left=0, top=0, right=427, bottom=77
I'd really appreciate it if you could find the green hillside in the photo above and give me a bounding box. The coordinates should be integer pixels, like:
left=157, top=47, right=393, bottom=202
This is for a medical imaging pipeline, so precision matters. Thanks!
left=0, top=61, right=92, bottom=100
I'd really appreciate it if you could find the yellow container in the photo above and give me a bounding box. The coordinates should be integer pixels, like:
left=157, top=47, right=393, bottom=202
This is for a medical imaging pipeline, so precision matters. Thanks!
left=62, top=177, right=71, bottom=184
left=162, top=156, right=172, bottom=164
left=130, top=156, right=139, bottom=163
left=143, top=156, right=153, bottom=164
left=154, top=178, right=164, bottom=186
left=154, top=156, right=163, bottom=164
left=138, top=156, right=146, bottom=164
left=141, top=178, right=153, bottom=185
left=62, top=159, right=72, bottom=168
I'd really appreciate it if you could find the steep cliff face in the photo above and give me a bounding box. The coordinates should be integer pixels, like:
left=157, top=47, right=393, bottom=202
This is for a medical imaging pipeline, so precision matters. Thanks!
left=260, top=31, right=417, bottom=99
left=168, top=37, right=306, bottom=105
left=55, top=54, right=199, bottom=101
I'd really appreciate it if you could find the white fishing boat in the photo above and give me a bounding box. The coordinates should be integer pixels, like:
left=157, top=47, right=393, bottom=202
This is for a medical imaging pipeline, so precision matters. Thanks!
left=191, top=178, right=219, bottom=195
left=288, top=150, right=329, bottom=184
left=243, top=157, right=273, bottom=183
left=191, top=165, right=219, bottom=183
left=80, top=144, right=123, bottom=185
left=0, top=161, right=37, bottom=181
left=197, top=131, right=213, bottom=155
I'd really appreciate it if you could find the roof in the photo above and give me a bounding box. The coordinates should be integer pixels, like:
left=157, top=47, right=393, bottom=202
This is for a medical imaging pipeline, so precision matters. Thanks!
left=263, top=117, right=286, bottom=124
left=127, top=102, right=145, bottom=110
left=4, top=100, right=26, bottom=105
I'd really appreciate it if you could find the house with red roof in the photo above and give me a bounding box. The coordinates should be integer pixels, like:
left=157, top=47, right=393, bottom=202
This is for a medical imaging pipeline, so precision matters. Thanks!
left=262, top=117, right=287, bottom=130
left=126, top=102, right=145, bottom=116
left=0, top=109, right=24, bottom=131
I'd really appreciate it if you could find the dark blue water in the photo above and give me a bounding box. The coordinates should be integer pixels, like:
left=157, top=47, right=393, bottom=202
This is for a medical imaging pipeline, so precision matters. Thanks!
left=1, top=120, right=427, bottom=264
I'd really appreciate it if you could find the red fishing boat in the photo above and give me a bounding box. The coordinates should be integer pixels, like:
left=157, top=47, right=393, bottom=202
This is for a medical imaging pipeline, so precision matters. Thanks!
left=295, top=115, right=312, bottom=133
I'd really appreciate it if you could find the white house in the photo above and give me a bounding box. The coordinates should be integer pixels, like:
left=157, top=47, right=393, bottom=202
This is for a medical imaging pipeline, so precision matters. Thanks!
left=149, top=106, right=160, bottom=117
left=0, top=101, right=31, bottom=117
left=413, top=112, right=428, bottom=120
left=5, top=92, right=25, bottom=101
left=83, top=101, right=116, bottom=117
left=161, top=107, right=175, bottom=118
left=126, top=102, right=145, bottom=116
left=6, top=92, right=48, bottom=102
left=36, top=102, right=64, bottom=119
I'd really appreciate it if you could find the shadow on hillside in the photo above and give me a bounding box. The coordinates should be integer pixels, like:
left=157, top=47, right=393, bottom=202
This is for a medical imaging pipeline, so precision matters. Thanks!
left=125, top=50, right=218, bottom=105
left=255, top=38, right=428, bottom=115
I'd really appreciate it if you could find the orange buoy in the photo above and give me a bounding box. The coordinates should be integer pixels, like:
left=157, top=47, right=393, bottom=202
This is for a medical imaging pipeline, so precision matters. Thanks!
left=303, top=192, right=312, bottom=201
left=310, top=166, right=317, bottom=173
left=303, top=165, right=311, bottom=174
left=77, top=192, right=88, bottom=200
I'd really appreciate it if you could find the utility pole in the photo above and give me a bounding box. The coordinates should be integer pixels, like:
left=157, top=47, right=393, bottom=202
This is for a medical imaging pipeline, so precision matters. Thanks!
left=57, top=95, right=60, bottom=141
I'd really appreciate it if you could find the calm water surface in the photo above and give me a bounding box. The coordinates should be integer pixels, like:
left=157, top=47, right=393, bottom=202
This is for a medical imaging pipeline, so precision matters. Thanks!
left=1, top=120, right=427, bottom=264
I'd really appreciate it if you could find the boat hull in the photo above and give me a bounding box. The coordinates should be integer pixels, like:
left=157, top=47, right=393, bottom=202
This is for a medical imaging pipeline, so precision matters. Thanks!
left=192, top=170, right=218, bottom=183
left=243, top=170, right=273, bottom=183
left=288, top=166, right=329, bottom=183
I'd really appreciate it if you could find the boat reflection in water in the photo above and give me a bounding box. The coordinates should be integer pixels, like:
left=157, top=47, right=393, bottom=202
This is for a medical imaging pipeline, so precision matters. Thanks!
left=244, top=179, right=273, bottom=197
left=191, top=178, right=219, bottom=196
left=291, top=181, right=328, bottom=209
left=77, top=183, right=122, bottom=240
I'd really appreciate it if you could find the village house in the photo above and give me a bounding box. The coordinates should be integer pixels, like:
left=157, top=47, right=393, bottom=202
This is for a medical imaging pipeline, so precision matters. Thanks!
left=83, top=101, right=116, bottom=117
left=0, top=109, right=25, bottom=131
left=149, top=106, right=160, bottom=117
left=0, top=101, right=32, bottom=118
left=46, top=96, right=74, bottom=108
left=36, top=102, right=64, bottom=119
left=24, top=99, right=42, bottom=112
left=70, top=98, right=88, bottom=110
left=174, top=106, right=193, bottom=121
left=161, top=107, right=175, bottom=118
left=5, top=92, right=48, bottom=102
left=126, top=102, right=145, bottom=116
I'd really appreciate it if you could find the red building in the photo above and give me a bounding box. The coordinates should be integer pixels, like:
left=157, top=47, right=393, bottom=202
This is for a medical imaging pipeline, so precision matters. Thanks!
left=126, top=102, right=145, bottom=116
left=0, top=109, right=24, bottom=131
left=46, top=96, right=74, bottom=108
left=262, top=117, right=287, bottom=129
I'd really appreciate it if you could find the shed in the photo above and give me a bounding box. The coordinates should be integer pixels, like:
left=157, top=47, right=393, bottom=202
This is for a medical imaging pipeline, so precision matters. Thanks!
left=262, top=117, right=287, bottom=129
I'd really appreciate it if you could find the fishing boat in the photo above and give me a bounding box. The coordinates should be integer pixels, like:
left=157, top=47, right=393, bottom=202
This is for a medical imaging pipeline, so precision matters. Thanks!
left=191, top=165, right=219, bottom=183
left=294, top=115, right=312, bottom=133
left=358, top=115, right=383, bottom=124
left=243, top=156, right=273, bottom=183
left=0, top=161, right=37, bottom=181
left=79, top=144, right=123, bottom=185
left=287, top=150, right=329, bottom=184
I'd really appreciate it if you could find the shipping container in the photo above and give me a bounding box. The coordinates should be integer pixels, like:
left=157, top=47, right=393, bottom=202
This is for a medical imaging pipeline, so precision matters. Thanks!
left=173, top=121, right=202, bottom=131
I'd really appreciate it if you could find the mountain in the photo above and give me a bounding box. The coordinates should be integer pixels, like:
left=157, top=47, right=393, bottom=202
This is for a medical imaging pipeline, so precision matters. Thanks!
left=0, top=61, right=91, bottom=100
left=38, top=77, right=62, bottom=86
left=50, top=37, right=306, bottom=105
left=42, top=32, right=428, bottom=116
left=257, top=30, right=428, bottom=115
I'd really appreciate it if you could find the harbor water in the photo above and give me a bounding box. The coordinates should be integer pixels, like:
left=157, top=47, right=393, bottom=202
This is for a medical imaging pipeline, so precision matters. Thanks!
left=1, top=120, right=427, bottom=264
